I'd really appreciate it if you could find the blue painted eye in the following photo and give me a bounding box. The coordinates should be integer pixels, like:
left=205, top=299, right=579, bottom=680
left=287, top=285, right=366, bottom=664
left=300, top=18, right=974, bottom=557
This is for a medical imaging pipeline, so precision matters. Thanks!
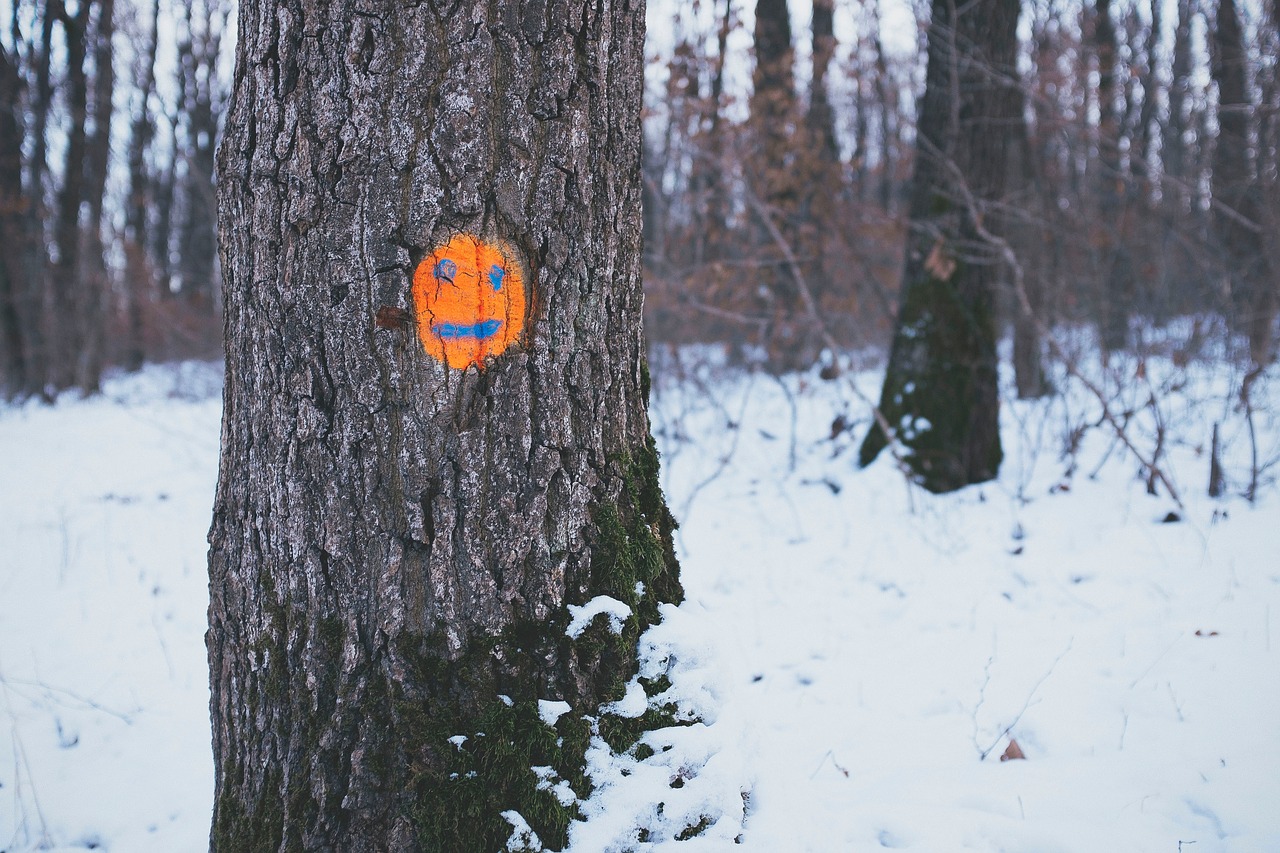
left=488, top=264, right=505, bottom=292
left=434, top=258, right=457, bottom=284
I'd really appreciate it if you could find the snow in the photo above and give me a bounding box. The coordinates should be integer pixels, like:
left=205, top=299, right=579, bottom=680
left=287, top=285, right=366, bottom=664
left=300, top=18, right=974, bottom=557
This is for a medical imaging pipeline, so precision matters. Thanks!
left=565, top=596, right=633, bottom=640
left=538, top=699, right=573, bottom=728
left=3, top=350, right=1279, bottom=852
left=502, top=810, right=543, bottom=852
left=0, top=363, right=222, bottom=853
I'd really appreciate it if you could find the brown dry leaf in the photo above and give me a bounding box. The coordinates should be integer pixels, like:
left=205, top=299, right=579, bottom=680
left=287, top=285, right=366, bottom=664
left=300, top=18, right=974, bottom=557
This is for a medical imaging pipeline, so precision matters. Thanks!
left=1000, top=739, right=1026, bottom=762
left=924, top=240, right=957, bottom=281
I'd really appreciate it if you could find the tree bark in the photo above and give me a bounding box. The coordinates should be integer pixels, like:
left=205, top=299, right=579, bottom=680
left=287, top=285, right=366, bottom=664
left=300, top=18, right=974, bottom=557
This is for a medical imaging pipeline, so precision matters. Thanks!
left=208, top=2, right=681, bottom=851
left=858, top=0, right=1019, bottom=492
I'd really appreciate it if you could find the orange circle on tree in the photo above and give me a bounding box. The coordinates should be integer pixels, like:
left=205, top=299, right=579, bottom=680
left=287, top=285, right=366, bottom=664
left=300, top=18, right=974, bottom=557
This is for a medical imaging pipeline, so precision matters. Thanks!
left=412, top=234, right=527, bottom=369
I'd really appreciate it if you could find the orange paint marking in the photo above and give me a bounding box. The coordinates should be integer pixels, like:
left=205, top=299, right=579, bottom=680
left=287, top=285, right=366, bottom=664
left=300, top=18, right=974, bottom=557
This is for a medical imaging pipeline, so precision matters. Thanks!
left=411, top=234, right=527, bottom=369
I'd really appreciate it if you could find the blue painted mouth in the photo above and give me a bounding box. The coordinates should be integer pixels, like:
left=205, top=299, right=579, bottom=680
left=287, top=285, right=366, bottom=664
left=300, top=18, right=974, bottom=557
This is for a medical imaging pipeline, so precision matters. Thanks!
left=432, top=319, right=504, bottom=340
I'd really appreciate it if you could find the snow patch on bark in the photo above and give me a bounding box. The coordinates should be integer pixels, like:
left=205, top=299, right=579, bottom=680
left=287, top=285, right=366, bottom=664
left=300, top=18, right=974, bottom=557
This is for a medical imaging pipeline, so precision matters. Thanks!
left=537, top=699, right=572, bottom=727
left=565, top=596, right=632, bottom=639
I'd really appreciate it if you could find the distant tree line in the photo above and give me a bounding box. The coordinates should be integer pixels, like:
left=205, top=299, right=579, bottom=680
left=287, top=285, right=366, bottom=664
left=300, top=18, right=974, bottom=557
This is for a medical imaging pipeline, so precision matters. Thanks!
left=641, top=0, right=1276, bottom=493
left=1, top=0, right=1275, bottom=417
left=0, top=0, right=230, bottom=399
left=641, top=0, right=1277, bottom=383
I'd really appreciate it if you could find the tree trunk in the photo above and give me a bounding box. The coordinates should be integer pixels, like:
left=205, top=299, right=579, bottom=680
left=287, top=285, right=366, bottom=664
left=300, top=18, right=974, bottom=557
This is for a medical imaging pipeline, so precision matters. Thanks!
left=22, top=2, right=55, bottom=396
left=0, top=43, right=30, bottom=396
left=1133, top=0, right=1160, bottom=190
left=50, top=0, right=90, bottom=392
left=1010, top=69, right=1051, bottom=400
left=178, top=0, right=225, bottom=311
left=1212, top=0, right=1274, bottom=366
left=78, top=0, right=114, bottom=394
left=748, top=0, right=814, bottom=370
left=1094, top=0, right=1134, bottom=353
left=807, top=0, right=839, bottom=174
left=208, top=2, right=681, bottom=851
left=122, top=0, right=162, bottom=372
left=858, top=0, right=1018, bottom=492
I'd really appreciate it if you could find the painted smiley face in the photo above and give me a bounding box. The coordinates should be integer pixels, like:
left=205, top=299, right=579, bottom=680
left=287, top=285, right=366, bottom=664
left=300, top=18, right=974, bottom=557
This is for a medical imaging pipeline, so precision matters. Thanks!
left=411, top=234, right=527, bottom=369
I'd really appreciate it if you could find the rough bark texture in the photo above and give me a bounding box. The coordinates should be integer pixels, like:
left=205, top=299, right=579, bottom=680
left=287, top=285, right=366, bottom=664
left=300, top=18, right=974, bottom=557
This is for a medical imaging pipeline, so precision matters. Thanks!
left=858, top=0, right=1018, bottom=492
left=208, top=1, right=682, bottom=851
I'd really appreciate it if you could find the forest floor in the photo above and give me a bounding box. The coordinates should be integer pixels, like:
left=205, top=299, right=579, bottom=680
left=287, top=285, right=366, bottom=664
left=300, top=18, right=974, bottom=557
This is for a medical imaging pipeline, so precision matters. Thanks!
left=2, top=339, right=1278, bottom=852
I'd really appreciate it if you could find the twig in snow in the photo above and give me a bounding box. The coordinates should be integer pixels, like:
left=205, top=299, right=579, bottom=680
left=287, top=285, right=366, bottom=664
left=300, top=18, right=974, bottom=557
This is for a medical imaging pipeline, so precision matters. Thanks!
left=5, top=714, right=52, bottom=849
left=676, top=372, right=758, bottom=548
left=0, top=673, right=138, bottom=724
left=809, top=750, right=849, bottom=779
left=1167, top=682, right=1185, bottom=723
left=976, top=639, right=1074, bottom=761
left=970, top=654, right=995, bottom=758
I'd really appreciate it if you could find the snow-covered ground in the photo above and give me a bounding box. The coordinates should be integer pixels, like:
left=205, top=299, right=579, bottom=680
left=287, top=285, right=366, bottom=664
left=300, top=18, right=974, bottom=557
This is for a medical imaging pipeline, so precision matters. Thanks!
left=2, top=349, right=1278, bottom=852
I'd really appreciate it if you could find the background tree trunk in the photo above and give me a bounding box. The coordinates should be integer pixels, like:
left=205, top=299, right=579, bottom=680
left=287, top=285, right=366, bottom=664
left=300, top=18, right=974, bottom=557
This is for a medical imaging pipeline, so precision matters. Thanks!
left=178, top=0, right=226, bottom=311
left=1212, top=0, right=1274, bottom=367
left=122, top=0, right=162, bottom=373
left=79, top=0, right=115, bottom=394
left=858, top=0, right=1019, bottom=492
left=748, top=0, right=814, bottom=369
left=208, top=1, right=681, bottom=850
left=1094, top=0, right=1135, bottom=354
left=50, top=0, right=91, bottom=392
left=0, top=43, right=30, bottom=395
